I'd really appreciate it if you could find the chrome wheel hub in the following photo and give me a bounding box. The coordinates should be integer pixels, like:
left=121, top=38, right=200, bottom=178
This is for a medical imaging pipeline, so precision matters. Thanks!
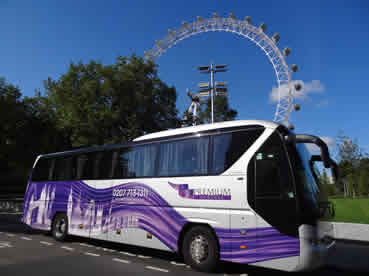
left=190, top=235, right=209, bottom=264
left=55, top=218, right=66, bottom=238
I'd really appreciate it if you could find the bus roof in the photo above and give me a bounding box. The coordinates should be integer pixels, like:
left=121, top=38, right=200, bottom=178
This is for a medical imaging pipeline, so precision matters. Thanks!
left=37, top=120, right=280, bottom=159
left=134, top=120, right=280, bottom=142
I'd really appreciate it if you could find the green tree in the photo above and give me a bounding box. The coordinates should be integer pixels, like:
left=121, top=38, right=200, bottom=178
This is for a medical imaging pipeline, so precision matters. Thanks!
left=0, top=77, right=67, bottom=194
left=336, top=133, right=363, bottom=197
left=0, top=77, right=23, bottom=181
left=320, top=168, right=335, bottom=197
left=321, top=169, right=329, bottom=185
left=198, top=95, right=237, bottom=123
left=358, top=170, right=369, bottom=196
left=43, top=54, right=180, bottom=147
left=346, top=173, right=355, bottom=198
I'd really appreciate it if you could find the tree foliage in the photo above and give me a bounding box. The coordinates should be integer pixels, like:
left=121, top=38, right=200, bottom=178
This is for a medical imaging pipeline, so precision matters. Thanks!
left=43, top=55, right=180, bottom=147
left=198, top=95, right=237, bottom=124
left=0, top=77, right=23, bottom=175
left=334, top=132, right=369, bottom=197
left=0, top=54, right=182, bottom=193
left=358, top=170, right=369, bottom=196
left=319, top=169, right=336, bottom=197
left=336, top=133, right=362, bottom=176
left=0, top=78, right=67, bottom=193
left=346, top=173, right=355, bottom=198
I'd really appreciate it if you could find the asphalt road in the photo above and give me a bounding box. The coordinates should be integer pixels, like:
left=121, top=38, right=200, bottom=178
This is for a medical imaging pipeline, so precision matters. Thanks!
left=0, top=214, right=359, bottom=276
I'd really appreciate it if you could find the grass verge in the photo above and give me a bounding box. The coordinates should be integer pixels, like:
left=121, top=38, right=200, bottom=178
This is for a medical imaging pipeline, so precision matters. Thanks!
left=323, top=197, right=369, bottom=224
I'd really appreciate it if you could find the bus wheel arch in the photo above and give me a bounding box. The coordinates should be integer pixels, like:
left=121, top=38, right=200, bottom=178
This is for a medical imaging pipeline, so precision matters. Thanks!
left=51, top=212, right=69, bottom=241
left=178, top=223, right=220, bottom=272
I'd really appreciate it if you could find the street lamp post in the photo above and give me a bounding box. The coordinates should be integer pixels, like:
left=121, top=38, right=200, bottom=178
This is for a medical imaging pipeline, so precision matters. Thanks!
left=198, top=63, right=228, bottom=123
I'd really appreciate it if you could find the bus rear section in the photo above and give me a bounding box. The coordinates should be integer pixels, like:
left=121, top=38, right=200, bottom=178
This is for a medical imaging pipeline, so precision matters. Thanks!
left=22, top=121, right=337, bottom=272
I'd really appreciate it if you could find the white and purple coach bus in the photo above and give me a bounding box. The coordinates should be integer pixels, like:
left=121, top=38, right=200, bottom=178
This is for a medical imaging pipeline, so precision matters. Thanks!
left=22, top=120, right=337, bottom=272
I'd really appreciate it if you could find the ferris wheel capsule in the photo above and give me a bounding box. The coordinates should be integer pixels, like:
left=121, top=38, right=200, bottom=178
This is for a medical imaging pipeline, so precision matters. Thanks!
left=272, top=33, right=280, bottom=42
left=283, top=47, right=291, bottom=56
left=259, top=23, right=266, bottom=32
left=294, top=82, right=302, bottom=91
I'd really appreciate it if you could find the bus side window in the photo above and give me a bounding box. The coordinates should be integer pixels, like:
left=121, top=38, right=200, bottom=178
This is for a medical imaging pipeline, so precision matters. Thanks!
left=77, top=154, right=88, bottom=179
left=158, top=137, right=209, bottom=177
left=110, top=151, right=119, bottom=178
left=115, top=147, right=130, bottom=178
left=54, top=157, right=74, bottom=181
left=53, top=158, right=63, bottom=181
left=93, top=152, right=102, bottom=179
left=64, top=156, right=75, bottom=180
left=212, top=129, right=264, bottom=175
left=128, top=145, right=157, bottom=178
left=98, top=151, right=114, bottom=179
left=32, top=158, right=52, bottom=182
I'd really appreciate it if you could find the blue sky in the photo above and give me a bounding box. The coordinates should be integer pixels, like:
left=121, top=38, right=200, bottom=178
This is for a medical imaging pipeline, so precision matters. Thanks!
left=1, top=0, right=369, bottom=155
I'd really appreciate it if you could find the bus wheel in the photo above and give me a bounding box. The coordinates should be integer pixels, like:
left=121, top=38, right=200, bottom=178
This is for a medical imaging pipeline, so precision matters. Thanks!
left=182, top=226, right=219, bottom=272
left=52, top=213, right=68, bottom=242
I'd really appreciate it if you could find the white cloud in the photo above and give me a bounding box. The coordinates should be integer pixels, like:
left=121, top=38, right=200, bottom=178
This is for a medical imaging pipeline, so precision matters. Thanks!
left=305, top=136, right=336, bottom=153
left=269, top=80, right=325, bottom=103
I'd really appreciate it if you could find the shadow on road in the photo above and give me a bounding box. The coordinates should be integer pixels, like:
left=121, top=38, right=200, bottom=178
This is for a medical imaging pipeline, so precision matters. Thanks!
left=0, top=214, right=360, bottom=274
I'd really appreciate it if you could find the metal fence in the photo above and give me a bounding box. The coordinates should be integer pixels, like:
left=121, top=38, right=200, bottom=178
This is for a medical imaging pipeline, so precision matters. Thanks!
left=0, top=196, right=24, bottom=214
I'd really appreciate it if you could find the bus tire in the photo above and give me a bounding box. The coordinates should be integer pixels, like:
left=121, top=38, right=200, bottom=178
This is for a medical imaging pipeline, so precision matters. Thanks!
left=51, top=213, right=68, bottom=242
left=182, top=225, right=219, bottom=272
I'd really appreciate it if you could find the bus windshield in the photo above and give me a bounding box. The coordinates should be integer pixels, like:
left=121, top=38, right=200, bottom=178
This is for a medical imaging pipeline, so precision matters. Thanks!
left=285, top=140, right=322, bottom=222
left=285, top=132, right=338, bottom=223
left=295, top=143, right=320, bottom=211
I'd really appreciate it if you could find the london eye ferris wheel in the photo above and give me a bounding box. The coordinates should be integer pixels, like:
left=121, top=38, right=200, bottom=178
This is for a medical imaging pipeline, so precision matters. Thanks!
left=145, top=13, right=302, bottom=129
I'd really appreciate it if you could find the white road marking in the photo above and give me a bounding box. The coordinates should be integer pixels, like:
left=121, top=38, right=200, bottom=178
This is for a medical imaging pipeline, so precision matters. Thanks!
left=327, top=240, right=336, bottom=249
left=170, top=261, right=186, bottom=266
left=102, top=248, right=116, bottom=252
left=6, top=233, right=15, bottom=237
left=112, top=258, right=131, bottom=264
left=84, top=252, right=100, bottom=257
left=79, top=243, right=93, bottom=247
left=21, top=237, right=32, bottom=240
left=185, top=265, right=190, bottom=268
left=138, top=255, right=152, bottom=259
left=0, top=241, right=13, bottom=248
left=0, top=232, right=3, bottom=234
left=240, top=274, right=248, bottom=276
left=145, top=266, right=169, bottom=273
left=40, top=241, right=53, bottom=246
left=119, top=251, right=136, bottom=257
left=61, top=246, right=74, bottom=251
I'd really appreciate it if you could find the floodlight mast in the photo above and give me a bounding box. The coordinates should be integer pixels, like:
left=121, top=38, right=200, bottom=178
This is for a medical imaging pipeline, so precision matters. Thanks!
left=198, top=63, right=227, bottom=123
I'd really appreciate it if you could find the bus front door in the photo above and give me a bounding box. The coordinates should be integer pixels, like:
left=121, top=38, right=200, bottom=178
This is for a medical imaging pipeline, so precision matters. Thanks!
left=248, top=131, right=300, bottom=263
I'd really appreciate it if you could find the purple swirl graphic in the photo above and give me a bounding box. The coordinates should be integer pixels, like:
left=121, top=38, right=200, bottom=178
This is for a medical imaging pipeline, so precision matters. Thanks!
left=23, top=180, right=299, bottom=263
